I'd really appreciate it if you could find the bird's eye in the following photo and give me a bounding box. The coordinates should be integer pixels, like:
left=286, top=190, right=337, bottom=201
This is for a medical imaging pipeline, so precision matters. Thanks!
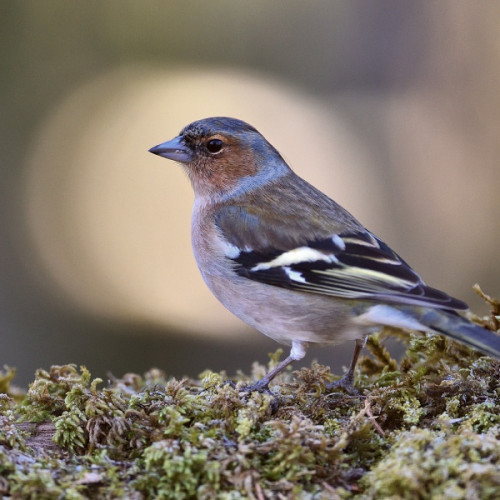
left=206, top=138, right=224, bottom=154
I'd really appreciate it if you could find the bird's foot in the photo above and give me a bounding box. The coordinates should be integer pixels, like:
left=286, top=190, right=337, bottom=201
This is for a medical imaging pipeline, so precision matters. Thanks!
left=222, top=378, right=273, bottom=396
left=325, top=372, right=359, bottom=395
left=241, top=379, right=272, bottom=394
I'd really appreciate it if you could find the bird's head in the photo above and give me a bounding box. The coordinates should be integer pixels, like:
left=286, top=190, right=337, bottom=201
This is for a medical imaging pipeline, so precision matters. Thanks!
left=149, top=117, right=290, bottom=199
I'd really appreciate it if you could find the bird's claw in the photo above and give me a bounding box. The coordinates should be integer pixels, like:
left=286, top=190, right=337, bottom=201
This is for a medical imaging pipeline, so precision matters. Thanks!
left=325, top=373, right=359, bottom=395
left=242, top=380, right=271, bottom=394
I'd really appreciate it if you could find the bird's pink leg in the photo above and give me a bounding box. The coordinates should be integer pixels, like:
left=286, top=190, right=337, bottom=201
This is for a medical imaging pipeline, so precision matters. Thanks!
left=245, top=341, right=307, bottom=392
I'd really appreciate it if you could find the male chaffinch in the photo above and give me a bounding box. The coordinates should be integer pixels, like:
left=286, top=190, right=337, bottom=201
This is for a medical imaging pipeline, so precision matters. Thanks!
left=149, top=117, right=500, bottom=392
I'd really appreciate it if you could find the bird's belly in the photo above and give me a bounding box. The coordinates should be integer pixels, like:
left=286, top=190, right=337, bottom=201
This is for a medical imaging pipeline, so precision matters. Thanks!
left=201, top=272, right=366, bottom=346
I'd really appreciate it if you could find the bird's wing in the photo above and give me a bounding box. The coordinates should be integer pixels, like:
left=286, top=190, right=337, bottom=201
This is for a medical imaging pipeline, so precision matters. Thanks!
left=215, top=206, right=467, bottom=312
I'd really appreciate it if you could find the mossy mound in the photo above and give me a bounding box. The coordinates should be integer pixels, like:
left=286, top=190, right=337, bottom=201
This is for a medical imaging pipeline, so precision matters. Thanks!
left=1, top=288, right=499, bottom=498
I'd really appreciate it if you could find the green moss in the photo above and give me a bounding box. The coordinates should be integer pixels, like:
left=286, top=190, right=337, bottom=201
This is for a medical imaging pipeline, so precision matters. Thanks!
left=1, top=291, right=500, bottom=497
left=361, top=426, right=500, bottom=499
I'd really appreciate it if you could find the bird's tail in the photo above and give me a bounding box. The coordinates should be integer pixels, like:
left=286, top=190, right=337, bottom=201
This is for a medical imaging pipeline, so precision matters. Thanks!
left=412, top=307, right=500, bottom=359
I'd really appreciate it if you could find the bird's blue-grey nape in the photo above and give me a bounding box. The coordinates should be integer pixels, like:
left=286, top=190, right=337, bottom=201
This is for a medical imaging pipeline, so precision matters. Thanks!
left=149, top=136, right=193, bottom=163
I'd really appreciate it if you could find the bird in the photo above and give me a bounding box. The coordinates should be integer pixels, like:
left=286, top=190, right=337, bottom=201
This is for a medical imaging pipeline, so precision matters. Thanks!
left=149, top=116, right=500, bottom=392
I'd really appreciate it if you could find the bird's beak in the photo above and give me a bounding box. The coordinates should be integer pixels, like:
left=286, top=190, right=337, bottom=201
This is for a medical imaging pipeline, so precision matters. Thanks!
left=148, top=136, right=192, bottom=163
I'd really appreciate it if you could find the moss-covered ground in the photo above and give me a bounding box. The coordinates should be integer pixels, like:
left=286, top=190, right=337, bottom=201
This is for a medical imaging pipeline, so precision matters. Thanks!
left=1, top=287, right=500, bottom=499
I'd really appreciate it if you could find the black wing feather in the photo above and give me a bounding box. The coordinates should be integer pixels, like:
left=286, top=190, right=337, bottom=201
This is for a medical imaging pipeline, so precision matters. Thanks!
left=231, top=230, right=468, bottom=312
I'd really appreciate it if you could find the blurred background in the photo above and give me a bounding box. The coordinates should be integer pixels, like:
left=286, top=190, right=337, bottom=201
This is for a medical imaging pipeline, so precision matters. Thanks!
left=2, top=1, right=500, bottom=387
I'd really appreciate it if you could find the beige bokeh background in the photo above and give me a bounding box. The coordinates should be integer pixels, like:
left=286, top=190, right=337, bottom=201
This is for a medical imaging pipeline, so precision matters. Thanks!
left=2, top=2, right=500, bottom=385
